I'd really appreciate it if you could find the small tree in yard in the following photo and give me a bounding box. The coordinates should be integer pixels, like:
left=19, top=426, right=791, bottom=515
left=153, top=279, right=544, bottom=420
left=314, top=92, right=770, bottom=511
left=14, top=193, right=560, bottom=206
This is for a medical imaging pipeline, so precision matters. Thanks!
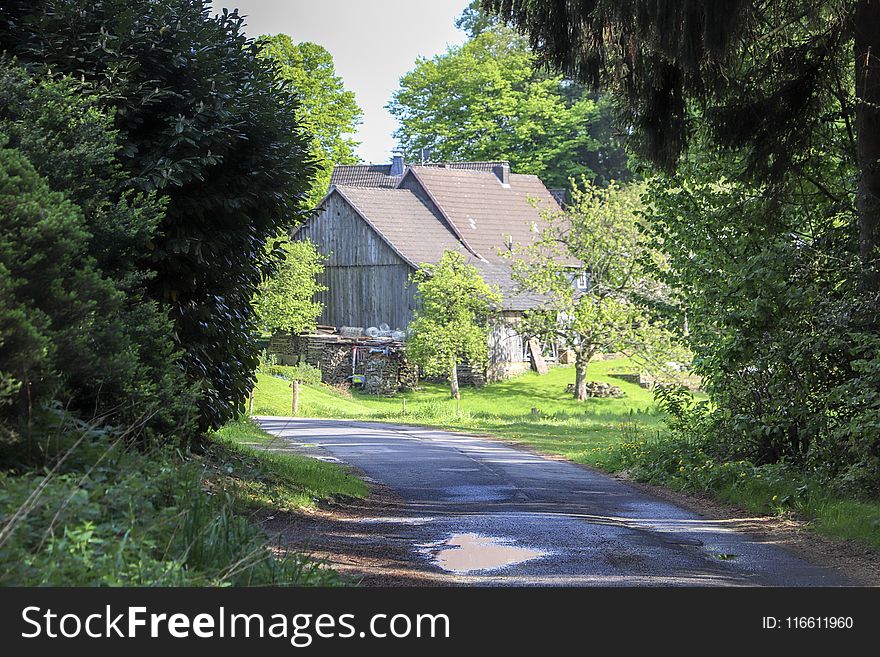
left=510, top=180, right=682, bottom=401
left=253, top=238, right=326, bottom=335
left=407, top=251, right=502, bottom=400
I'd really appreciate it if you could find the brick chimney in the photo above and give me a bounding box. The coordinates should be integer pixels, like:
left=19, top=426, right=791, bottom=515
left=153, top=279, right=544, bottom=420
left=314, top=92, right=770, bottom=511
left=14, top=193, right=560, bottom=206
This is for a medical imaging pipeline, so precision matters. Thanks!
left=493, top=162, right=510, bottom=186
left=390, top=151, right=405, bottom=176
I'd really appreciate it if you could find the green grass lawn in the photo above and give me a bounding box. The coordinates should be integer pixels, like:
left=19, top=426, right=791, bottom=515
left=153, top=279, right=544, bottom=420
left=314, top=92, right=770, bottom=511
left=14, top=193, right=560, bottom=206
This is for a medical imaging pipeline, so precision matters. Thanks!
left=252, top=358, right=880, bottom=549
left=210, top=417, right=368, bottom=511
left=253, top=357, right=665, bottom=469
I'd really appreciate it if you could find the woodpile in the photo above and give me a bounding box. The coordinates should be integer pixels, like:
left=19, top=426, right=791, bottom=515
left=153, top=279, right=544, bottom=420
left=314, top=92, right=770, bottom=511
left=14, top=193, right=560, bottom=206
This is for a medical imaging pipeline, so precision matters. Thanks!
left=398, top=360, right=419, bottom=391
left=268, top=332, right=297, bottom=365
left=364, top=353, right=401, bottom=395
left=456, top=363, right=486, bottom=387
left=320, top=343, right=353, bottom=385
left=267, top=326, right=418, bottom=394
left=566, top=381, right=625, bottom=398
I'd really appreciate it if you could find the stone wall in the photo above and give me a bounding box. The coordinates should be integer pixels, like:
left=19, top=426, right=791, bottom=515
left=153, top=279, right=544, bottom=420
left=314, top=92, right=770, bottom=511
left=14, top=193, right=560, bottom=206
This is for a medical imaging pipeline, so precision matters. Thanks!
left=487, top=360, right=529, bottom=381
left=268, top=332, right=298, bottom=365
left=609, top=372, right=653, bottom=389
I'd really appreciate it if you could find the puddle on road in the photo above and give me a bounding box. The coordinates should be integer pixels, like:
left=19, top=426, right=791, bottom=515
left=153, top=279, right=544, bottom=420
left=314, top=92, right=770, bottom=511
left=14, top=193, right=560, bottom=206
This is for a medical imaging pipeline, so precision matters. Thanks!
left=359, top=516, right=436, bottom=525
left=429, top=533, right=546, bottom=573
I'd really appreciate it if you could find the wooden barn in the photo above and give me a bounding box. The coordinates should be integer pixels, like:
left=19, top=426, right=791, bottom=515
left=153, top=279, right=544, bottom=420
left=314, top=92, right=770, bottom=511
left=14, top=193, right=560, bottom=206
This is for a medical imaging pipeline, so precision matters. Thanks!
left=293, top=157, right=564, bottom=381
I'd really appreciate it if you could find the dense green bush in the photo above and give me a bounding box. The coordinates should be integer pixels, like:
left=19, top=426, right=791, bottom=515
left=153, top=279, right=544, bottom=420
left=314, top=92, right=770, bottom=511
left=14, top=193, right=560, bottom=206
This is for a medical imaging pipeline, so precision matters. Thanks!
left=614, top=385, right=876, bottom=513
left=0, top=65, right=193, bottom=447
left=645, top=152, right=880, bottom=492
left=0, top=0, right=316, bottom=431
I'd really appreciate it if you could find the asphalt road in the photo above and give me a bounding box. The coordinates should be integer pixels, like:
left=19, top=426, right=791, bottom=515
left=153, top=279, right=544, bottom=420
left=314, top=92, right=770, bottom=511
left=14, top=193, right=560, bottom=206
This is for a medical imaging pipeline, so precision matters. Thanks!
left=256, top=416, right=847, bottom=586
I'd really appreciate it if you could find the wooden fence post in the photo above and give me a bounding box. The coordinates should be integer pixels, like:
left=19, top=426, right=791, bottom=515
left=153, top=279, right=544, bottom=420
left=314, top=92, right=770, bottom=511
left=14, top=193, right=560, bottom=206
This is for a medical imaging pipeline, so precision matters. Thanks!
left=292, top=380, right=300, bottom=417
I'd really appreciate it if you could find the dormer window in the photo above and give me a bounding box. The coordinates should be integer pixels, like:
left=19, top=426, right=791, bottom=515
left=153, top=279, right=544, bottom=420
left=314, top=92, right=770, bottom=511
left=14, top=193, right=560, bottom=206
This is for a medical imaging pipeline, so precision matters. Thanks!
left=576, top=271, right=589, bottom=290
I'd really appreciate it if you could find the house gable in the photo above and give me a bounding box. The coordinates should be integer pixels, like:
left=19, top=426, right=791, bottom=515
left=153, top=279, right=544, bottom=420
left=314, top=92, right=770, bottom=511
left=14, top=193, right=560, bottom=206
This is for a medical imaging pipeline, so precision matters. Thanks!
left=294, top=190, right=418, bottom=330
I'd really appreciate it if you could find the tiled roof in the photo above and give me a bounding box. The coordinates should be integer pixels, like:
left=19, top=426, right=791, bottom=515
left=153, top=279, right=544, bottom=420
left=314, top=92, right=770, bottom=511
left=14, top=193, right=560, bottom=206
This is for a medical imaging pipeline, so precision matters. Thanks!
left=329, top=161, right=510, bottom=188
left=330, top=165, right=402, bottom=188
left=472, top=261, right=547, bottom=311
left=331, top=185, right=547, bottom=310
left=320, top=162, right=572, bottom=311
left=334, top=186, right=468, bottom=267
left=404, top=166, right=563, bottom=265
left=423, top=161, right=508, bottom=173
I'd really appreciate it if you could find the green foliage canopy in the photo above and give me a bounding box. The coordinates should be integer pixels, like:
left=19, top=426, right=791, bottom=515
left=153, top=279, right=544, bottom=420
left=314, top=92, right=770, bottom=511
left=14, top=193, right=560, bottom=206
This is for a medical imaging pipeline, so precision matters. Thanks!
left=257, top=34, right=363, bottom=206
left=254, top=239, right=326, bottom=336
left=0, top=1, right=318, bottom=430
left=485, top=0, right=880, bottom=283
left=388, top=24, right=629, bottom=187
left=407, top=251, right=502, bottom=398
left=0, top=65, right=192, bottom=445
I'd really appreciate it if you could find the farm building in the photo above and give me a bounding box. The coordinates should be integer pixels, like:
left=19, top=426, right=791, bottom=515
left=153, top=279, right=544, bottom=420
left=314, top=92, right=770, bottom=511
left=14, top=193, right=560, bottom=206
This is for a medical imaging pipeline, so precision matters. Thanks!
left=293, top=156, right=570, bottom=381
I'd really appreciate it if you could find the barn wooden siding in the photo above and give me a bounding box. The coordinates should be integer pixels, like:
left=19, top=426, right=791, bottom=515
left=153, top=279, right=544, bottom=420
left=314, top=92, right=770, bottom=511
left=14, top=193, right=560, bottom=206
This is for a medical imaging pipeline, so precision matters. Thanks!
left=295, top=193, right=418, bottom=330
left=487, top=312, right=529, bottom=381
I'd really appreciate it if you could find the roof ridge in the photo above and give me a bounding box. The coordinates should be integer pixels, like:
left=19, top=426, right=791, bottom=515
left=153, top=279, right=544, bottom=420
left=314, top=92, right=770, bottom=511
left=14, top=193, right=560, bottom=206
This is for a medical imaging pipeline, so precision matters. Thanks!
left=399, top=168, right=486, bottom=262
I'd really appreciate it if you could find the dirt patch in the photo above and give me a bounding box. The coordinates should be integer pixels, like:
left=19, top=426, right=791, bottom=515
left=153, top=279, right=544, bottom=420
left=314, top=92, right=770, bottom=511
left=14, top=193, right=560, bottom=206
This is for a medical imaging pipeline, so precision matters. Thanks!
left=262, top=484, right=452, bottom=586
left=614, top=473, right=880, bottom=586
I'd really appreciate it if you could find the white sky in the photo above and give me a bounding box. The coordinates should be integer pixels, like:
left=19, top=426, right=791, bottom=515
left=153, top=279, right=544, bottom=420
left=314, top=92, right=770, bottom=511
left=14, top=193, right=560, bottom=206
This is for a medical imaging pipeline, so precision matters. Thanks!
left=213, top=0, right=471, bottom=163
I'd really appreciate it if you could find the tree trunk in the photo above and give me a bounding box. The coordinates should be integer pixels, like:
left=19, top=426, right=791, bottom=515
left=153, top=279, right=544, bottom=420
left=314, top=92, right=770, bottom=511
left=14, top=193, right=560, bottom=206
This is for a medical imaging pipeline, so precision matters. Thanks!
left=291, top=380, right=300, bottom=416
left=855, top=1, right=880, bottom=288
left=574, top=354, right=588, bottom=401
left=450, top=359, right=460, bottom=400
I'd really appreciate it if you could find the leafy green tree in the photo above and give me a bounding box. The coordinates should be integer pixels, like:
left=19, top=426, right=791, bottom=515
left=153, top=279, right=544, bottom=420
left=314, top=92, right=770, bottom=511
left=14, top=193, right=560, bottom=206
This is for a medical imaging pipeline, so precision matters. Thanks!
left=456, top=0, right=503, bottom=38
left=257, top=34, right=363, bottom=206
left=0, top=64, right=162, bottom=293
left=487, top=0, right=880, bottom=484
left=407, top=252, right=502, bottom=399
left=509, top=180, right=681, bottom=400
left=645, top=151, right=880, bottom=473
left=388, top=24, right=629, bottom=187
left=485, top=0, right=880, bottom=286
left=0, top=1, right=317, bottom=431
left=254, top=239, right=326, bottom=335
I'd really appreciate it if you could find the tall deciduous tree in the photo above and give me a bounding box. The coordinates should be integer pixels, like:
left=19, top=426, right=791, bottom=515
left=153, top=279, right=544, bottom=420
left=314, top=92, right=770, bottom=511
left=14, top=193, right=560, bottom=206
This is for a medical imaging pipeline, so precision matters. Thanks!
left=388, top=24, right=629, bottom=187
left=509, top=181, right=681, bottom=400
left=407, top=251, right=502, bottom=400
left=254, top=239, right=326, bottom=335
left=0, top=1, right=317, bottom=431
left=257, top=34, right=363, bottom=206
left=485, top=0, right=880, bottom=286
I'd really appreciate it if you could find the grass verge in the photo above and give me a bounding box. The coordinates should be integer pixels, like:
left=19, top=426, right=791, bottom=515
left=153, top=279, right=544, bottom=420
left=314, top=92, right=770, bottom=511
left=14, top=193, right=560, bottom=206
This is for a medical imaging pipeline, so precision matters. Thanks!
left=208, top=417, right=368, bottom=512
left=0, top=411, right=365, bottom=585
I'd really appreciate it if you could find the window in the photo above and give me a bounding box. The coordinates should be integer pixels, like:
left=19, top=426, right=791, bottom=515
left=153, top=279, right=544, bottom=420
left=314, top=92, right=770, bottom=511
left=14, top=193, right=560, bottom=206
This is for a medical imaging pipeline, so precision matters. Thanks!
left=576, top=271, right=589, bottom=290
